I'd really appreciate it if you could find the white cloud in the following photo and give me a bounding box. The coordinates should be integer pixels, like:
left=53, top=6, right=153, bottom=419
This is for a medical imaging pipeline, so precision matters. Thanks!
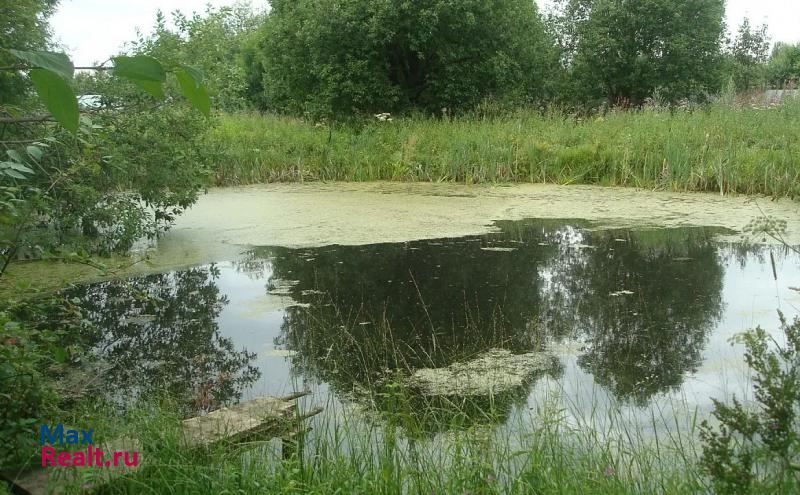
left=51, top=0, right=800, bottom=65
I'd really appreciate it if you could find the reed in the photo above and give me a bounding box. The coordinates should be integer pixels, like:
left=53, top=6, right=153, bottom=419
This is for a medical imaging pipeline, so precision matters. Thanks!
left=51, top=387, right=704, bottom=495
left=205, top=100, right=800, bottom=199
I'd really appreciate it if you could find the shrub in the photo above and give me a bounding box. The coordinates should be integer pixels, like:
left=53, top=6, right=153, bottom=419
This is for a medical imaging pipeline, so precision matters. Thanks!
left=700, top=315, right=800, bottom=494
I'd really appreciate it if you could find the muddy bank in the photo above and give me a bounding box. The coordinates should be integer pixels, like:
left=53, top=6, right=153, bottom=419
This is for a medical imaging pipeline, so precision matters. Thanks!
left=4, top=182, right=798, bottom=289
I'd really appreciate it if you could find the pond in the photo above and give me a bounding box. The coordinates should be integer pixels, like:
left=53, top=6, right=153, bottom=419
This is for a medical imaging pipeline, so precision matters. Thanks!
left=64, top=217, right=800, bottom=436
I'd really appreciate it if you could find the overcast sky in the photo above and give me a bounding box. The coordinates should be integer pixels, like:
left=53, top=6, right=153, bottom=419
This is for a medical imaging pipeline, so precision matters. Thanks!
left=51, top=0, right=800, bottom=65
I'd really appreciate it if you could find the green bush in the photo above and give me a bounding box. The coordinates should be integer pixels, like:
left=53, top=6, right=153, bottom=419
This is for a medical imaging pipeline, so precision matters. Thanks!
left=0, top=311, right=61, bottom=470
left=700, top=315, right=800, bottom=494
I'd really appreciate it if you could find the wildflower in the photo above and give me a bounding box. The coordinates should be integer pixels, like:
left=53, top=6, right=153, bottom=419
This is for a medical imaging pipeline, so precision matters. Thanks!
left=486, top=474, right=496, bottom=483
left=604, top=466, right=616, bottom=477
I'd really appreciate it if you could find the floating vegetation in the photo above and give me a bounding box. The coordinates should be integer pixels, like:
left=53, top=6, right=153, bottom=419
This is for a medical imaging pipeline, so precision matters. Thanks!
left=409, top=349, right=553, bottom=396
left=263, top=349, right=298, bottom=358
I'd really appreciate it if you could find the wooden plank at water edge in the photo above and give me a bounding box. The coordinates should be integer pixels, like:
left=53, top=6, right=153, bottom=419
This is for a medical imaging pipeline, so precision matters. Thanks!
left=182, top=396, right=298, bottom=447
left=4, top=393, right=321, bottom=495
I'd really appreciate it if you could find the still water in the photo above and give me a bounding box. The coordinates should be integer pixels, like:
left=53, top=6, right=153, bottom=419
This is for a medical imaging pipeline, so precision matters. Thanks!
left=67, top=219, right=800, bottom=433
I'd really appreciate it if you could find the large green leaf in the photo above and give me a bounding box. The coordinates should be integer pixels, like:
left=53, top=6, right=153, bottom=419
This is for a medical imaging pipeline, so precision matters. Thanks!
left=1, top=161, right=34, bottom=174
left=6, top=150, right=23, bottom=163
left=29, top=69, right=80, bottom=133
left=175, top=68, right=211, bottom=117
left=0, top=167, right=27, bottom=180
left=178, top=64, right=205, bottom=85
left=9, top=49, right=74, bottom=79
left=112, top=55, right=167, bottom=82
left=131, top=79, right=165, bottom=99
left=25, top=146, right=43, bottom=161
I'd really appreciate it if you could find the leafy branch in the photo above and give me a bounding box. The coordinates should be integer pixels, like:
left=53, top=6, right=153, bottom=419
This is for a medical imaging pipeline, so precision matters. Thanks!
left=0, top=48, right=212, bottom=134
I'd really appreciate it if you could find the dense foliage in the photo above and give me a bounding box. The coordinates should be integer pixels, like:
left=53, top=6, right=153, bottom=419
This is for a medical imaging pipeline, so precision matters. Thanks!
left=0, top=0, right=59, bottom=103
left=767, top=43, right=800, bottom=88
left=554, top=0, right=726, bottom=106
left=132, top=5, right=264, bottom=111
left=700, top=315, right=800, bottom=494
left=244, top=0, right=558, bottom=117
left=0, top=300, right=85, bottom=471
left=1, top=5, right=213, bottom=478
left=240, top=0, right=796, bottom=114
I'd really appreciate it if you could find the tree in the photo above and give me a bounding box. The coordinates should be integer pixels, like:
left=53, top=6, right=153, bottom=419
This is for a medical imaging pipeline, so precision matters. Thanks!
left=246, top=0, right=558, bottom=118
left=133, top=4, right=264, bottom=111
left=0, top=0, right=59, bottom=103
left=1, top=25, right=214, bottom=476
left=767, top=42, right=800, bottom=88
left=0, top=48, right=212, bottom=275
left=725, top=18, right=770, bottom=92
left=556, top=0, right=726, bottom=106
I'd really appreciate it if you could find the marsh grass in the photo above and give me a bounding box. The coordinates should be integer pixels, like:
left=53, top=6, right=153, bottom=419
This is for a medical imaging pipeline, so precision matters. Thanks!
left=14, top=296, right=727, bottom=494
left=44, top=330, right=714, bottom=495
left=47, top=386, right=706, bottom=495
left=206, top=100, right=800, bottom=198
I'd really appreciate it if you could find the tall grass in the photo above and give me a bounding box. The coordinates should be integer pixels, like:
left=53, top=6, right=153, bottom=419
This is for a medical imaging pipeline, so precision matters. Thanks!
left=48, top=388, right=705, bottom=495
left=205, top=100, right=800, bottom=198
left=44, top=302, right=712, bottom=494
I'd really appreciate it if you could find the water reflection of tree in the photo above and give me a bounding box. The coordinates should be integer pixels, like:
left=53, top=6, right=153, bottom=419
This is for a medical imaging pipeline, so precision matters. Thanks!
left=254, top=222, right=732, bottom=414
left=247, top=223, right=573, bottom=430
left=257, top=222, right=570, bottom=368
left=67, top=266, right=260, bottom=416
left=540, top=228, right=726, bottom=406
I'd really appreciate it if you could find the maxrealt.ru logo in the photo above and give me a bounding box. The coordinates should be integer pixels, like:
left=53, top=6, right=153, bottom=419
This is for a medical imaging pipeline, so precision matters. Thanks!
left=40, top=424, right=139, bottom=468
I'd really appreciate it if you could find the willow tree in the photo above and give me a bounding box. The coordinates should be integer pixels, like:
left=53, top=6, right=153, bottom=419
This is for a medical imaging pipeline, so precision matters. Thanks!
left=556, top=0, right=726, bottom=106
left=245, top=0, right=558, bottom=117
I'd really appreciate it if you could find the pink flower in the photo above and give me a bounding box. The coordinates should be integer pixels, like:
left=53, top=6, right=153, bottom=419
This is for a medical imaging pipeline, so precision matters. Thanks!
left=604, top=466, right=616, bottom=477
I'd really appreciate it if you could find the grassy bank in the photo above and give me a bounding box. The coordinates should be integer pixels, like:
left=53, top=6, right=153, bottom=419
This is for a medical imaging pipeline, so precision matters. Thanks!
left=14, top=390, right=703, bottom=495
left=205, top=101, right=800, bottom=198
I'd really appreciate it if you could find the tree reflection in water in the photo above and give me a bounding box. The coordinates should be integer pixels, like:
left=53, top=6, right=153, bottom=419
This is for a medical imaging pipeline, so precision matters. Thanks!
left=67, top=220, right=735, bottom=431
left=536, top=226, right=725, bottom=405
left=66, top=265, right=260, bottom=416
left=256, top=220, right=728, bottom=423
